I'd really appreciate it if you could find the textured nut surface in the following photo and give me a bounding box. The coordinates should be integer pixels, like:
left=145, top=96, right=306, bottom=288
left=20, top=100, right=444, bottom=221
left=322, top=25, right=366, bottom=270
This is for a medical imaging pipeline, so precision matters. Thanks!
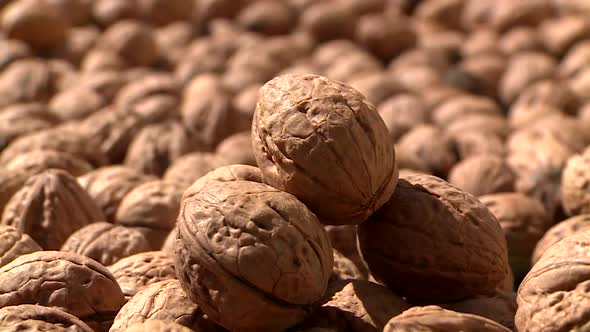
left=383, top=306, right=511, bottom=332
left=442, top=292, right=517, bottom=331
left=164, top=152, right=229, bottom=188
left=252, top=74, right=397, bottom=225
left=561, top=149, right=590, bottom=216
left=0, top=304, right=94, bottom=332
left=299, top=279, right=409, bottom=332
left=0, top=225, right=41, bottom=269
left=516, top=231, right=590, bottom=332
left=78, top=166, right=154, bottom=222
left=0, top=251, right=125, bottom=323
left=358, top=173, right=509, bottom=303
left=115, top=180, right=184, bottom=231
left=107, top=251, right=176, bottom=299
left=532, top=214, right=590, bottom=264
left=1, top=169, right=105, bottom=250
left=448, top=156, right=515, bottom=197
left=175, top=180, right=333, bottom=332
left=61, top=222, right=151, bottom=266
left=123, top=320, right=195, bottom=332
left=4, top=149, right=93, bottom=177
left=0, top=170, right=30, bottom=222
left=181, top=164, right=263, bottom=200
left=110, top=279, right=221, bottom=332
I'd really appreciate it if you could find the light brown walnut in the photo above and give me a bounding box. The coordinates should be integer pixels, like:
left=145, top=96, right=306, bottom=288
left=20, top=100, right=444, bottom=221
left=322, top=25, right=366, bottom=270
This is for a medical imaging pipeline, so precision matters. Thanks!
left=163, top=152, right=229, bottom=188
left=532, top=214, right=590, bottom=264
left=448, top=155, right=515, bottom=197
left=0, top=304, right=94, bottom=332
left=0, top=225, right=41, bottom=268
left=123, top=320, right=195, bottom=332
left=4, top=149, right=93, bottom=177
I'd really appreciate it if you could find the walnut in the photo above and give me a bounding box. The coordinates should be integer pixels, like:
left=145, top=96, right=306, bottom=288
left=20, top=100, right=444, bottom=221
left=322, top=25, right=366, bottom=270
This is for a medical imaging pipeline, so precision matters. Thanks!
left=193, top=0, right=244, bottom=26
left=0, top=103, right=58, bottom=150
left=499, top=51, right=556, bottom=106
left=539, top=15, right=590, bottom=57
left=0, top=251, right=125, bottom=330
left=163, top=152, right=229, bottom=188
left=348, top=72, right=405, bottom=107
left=181, top=74, right=232, bottom=151
left=560, top=40, right=590, bottom=79
left=92, top=0, right=136, bottom=27
left=501, top=26, right=544, bottom=55
left=0, top=59, right=53, bottom=107
left=416, top=0, right=464, bottom=30
left=107, top=251, right=176, bottom=300
left=0, top=39, right=31, bottom=72
left=323, top=52, right=382, bottom=84
left=110, top=280, right=222, bottom=332
left=297, top=279, right=409, bottom=332
left=490, top=0, right=552, bottom=32
left=460, top=29, right=500, bottom=57
left=222, top=44, right=284, bottom=93
left=123, top=320, right=195, bottom=332
left=511, top=80, right=579, bottom=120
left=561, top=149, right=590, bottom=216
left=0, top=305, right=94, bottom=332
left=383, top=306, right=511, bottom=332
left=237, top=0, right=296, bottom=35
left=480, top=193, right=551, bottom=281
left=124, top=121, right=192, bottom=176
left=0, top=225, right=41, bottom=268
left=4, top=149, right=93, bottom=177
left=311, top=40, right=361, bottom=72
left=447, top=155, right=515, bottom=197
left=532, top=214, right=590, bottom=264
left=78, top=166, right=155, bottom=222
left=230, top=83, right=260, bottom=134
left=97, top=20, right=159, bottom=67
left=61, top=222, right=151, bottom=266
left=174, top=38, right=234, bottom=85
left=154, top=22, right=195, bottom=68
left=394, top=147, right=432, bottom=174
left=215, top=132, right=257, bottom=166
left=516, top=231, right=590, bottom=332
left=1, top=0, right=69, bottom=49
left=377, top=93, right=427, bottom=142
left=253, top=74, right=397, bottom=225
left=0, top=170, right=29, bottom=215
left=80, top=49, right=127, bottom=72
left=331, top=249, right=364, bottom=281
left=447, top=114, right=511, bottom=139
left=358, top=173, right=509, bottom=303
left=135, top=0, right=194, bottom=25
left=354, top=13, right=416, bottom=62
left=396, top=125, right=457, bottom=178
left=459, top=53, right=506, bottom=98
left=442, top=292, right=517, bottom=331
left=432, top=95, right=502, bottom=127
left=452, top=131, right=506, bottom=160
left=181, top=164, right=263, bottom=201
left=1, top=169, right=105, bottom=250
left=49, top=87, right=105, bottom=121
left=174, top=180, right=333, bottom=331
left=323, top=224, right=368, bottom=277
left=300, top=2, right=358, bottom=42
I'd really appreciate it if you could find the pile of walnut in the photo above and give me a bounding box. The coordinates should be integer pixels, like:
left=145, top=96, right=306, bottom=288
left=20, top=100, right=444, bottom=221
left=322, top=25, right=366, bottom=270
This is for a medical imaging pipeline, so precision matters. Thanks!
left=1, top=0, right=590, bottom=331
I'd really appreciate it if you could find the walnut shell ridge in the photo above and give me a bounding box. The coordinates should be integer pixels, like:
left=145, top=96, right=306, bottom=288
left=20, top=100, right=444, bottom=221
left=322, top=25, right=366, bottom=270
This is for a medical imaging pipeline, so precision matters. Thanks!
left=0, top=304, right=94, bottom=332
left=0, top=225, right=41, bottom=268
left=252, top=73, right=398, bottom=225
left=174, top=180, right=333, bottom=332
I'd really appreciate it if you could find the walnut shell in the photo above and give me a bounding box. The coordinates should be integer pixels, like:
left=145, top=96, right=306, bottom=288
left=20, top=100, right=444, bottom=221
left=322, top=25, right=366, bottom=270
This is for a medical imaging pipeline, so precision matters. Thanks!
left=78, top=166, right=155, bottom=222
left=252, top=74, right=397, bottom=225
left=110, top=279, right=222, bottom=332
left=499, top=52, right=556, bottom=106
left=237, top=0, right=296, bottom=35
left=0, top=39, right=31, bottom=72
left=0, top=225, right=41, bottom=268
left=560, top=40, right=590, bottom=79
left=216, top=132, right=257, bottom=166
left=441, top=292, right=517, bottom=331
left=383, top=306, right=511, bottom=332
left=123, top=320, right=195, bottom=332
left=447, top=155, right=515, bottom=197
left=354, top=13, right=416, bottom=62
left=0, top=170, right=29, bottom=216
left=97, top=19, right=159, bottom=67
left=0, top=103, right=58, bottom=150
left=174, top=180, right=333, bottom=332
left=49, top=87, right=105, bottom=121
left=107, top=251, right=176, bottom=300
left=348, top=72, right=405, bottom=108
left=532, top=214, right=590, bottom=264
left=358, top=173, right=509, bottom=303
left=181, top=164, right=263, bottom=201
left=324, top=224, right=367, bottom=278
left=432, top=95, right=501, bottom=127
left=0, top=59, right=53, bottom=106
left=135, top=0, right=194, bottom=25
left=124, top=121, right=192, bottom=176
left=298, top=279, right=409, bottom=332
left=451, top=131, right=506, bottom=160
left=516, top=231, right=590, bottom=332
left=0, top=304, right=94, bottom=332
left=331, top=249, right=364, bottom=281
left=300, top=2, right=357, bottom=42
left=61, top=222, right=151, bottom=266
left=1, top=0, right=69, bottom=49
left=4, top=149, right=93, bottom=177
left=0, top=251, right=125, bottom=328
left=491, top=0, right=552, bottom=32
left=1, top=169, right=105, bottom=250
left=164, top=152, right=229, bottom=188
left=480, top=193, right=551, bottom=282
left=561, top=149, right=590, bottom=216
left=377, top=93, right=427, bottom=142
left=501, top=26, right=544, bottom=55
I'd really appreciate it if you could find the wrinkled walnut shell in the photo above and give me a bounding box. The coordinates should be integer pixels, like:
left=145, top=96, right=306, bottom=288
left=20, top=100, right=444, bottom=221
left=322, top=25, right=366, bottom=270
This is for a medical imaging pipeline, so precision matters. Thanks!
left=532, top=214, right=590, bottom=264
left=0, top=225, right=41, bottom=268
left=0, top=304, right=94, bottom=332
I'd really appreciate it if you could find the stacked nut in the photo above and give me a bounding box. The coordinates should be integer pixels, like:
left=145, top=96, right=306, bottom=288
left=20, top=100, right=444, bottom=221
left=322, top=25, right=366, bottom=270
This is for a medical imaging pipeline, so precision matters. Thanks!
left=1, top=0, right=590, bottom=331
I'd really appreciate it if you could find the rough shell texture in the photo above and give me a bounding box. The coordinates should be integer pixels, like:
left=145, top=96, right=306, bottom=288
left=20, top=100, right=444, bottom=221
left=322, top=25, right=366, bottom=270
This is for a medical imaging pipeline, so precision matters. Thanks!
left=0, top=304, right=94, bottom=332
left=532, top=214, right=590, bottom=264
left=122, top=320, right=195, bottom=332
left=107, top=251, right=177, bottom=300
left=0, top=225, right=41, bottom=268
left=78, top=166, right=154, bottom=222
left=448, top=156, right=515, bottom=197
left=110, top=279, right=221, bottom=332
left=115, top=180, right=184, bottom=231
left=480, top=193, right=551, bottom=280
left=163, top=152, right=229, bottom=188
left=175, top=180, right=333, bottom=332
left=383, top=306, right=511, bottom=332
left=252, top=74, right=398, bottom=225
left=561, top=149, right=590, bottom=216
left=331, top=250, right=364, bottom=281
left=0, top=251, right=125, bottom=325
left=61, top=222, right=152, bottom=267
left=298, top=279, right=409, bottom=332
left=358, top=173, right=510, bottom=303
left=1, top=169, right=105, bottom=250
left=516, top=231, right=590, bottom=332
left=4, top=149, right=93, bottom=177
left=442, top=292, right=517, bottom=331
left=181, top=164, right=263, bottom=201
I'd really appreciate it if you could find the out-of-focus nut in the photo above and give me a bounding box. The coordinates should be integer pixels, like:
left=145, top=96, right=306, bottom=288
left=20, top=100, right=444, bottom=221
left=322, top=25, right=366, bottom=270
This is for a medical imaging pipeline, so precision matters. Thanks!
left=532, top=214, right=590, bottom=264
left=215, top=132, right=256, bottom=166
left=432, top=95, right=501, bottom=127
left=499, top=52, right=556, bottom=106
left=49, top=88, right=105, bottom=121
left=0, top=304, right=94, bottom=332
left=0, top=225, right=41, bottom=268
left=538, top=15, right=590, bottom=56
left=97, top=20, right=159, bottom=67
left=0, top=59, right=53, bottom=106
left=175, top=180, right=333, bottom=331
left=491, top=0, right=552, bottom=32
left=348, top=72, right=405, bottom=107
left=300, top=2, right=358, bottom=42
left=442, top=292, right=517, bottom=331
left=237, top=1, right=296, bottom=35
left=358, top=173, right=509, bottom=303
left=4, top=149, right=93, bottom=177
left=135, top=0, right=193, bottom=25
left=452, top=131, right=506, bottom=160
left=383, top=306, right=510, bottom=331
left=377, top=93, right=427, bottom=142
left=561, top=149, right=590, bottom=216
left=164, top=152, right=229, bottom=189
left=253, top=74, right=397, bottom=225
left=354, top=13, right=416, bottom=62
left=448, top=156, right=515, bottom=197
left=123, top=320, right=195, bottom=332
